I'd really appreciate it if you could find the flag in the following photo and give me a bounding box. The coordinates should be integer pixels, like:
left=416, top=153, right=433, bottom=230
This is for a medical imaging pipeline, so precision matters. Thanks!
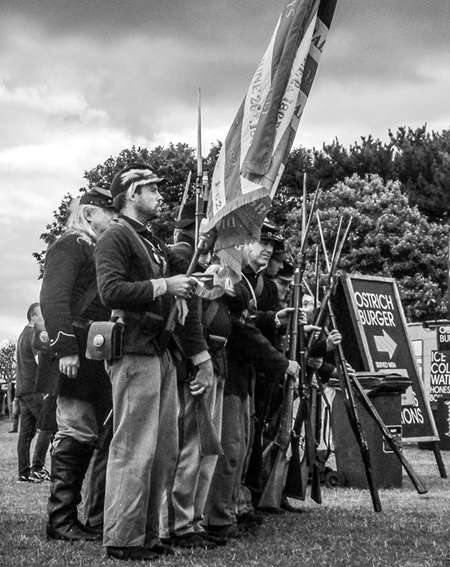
left=204, top=0, right=337, bottom=276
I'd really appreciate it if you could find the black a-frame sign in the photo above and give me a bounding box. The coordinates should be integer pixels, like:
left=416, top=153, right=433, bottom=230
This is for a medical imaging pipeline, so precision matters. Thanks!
left=334, top=274, right=438, bottom=443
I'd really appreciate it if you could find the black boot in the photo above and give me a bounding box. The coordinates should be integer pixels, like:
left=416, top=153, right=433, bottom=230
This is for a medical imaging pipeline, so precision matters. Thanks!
left=46, top=436, right=99, bottom=542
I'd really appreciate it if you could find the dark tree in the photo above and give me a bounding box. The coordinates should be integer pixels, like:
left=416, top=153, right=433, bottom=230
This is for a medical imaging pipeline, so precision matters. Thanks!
left=285, top=174, right=449, bottom=321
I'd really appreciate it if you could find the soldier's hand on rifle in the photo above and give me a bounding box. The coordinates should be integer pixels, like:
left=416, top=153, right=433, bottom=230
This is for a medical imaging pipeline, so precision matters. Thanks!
left=165, top=275, right=195, bottom=299
left=304, top=324, right=321, bottom=338
left=346, top=361, right=356, bottom=378
left=276, top=307, right=307, bottom=326
left=326, top=329, right=342, bottom=351
left=286, top=359, right=300, bottom=390
left=59, top=354, right=80, bottom=379
left=189, top=358, right=214, bottom=397
left=286, top=359, right=300, bottom=378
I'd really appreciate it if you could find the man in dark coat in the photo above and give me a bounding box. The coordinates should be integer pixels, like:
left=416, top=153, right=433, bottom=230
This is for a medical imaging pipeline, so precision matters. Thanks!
left=204, top=222, right=301, bottom=539
left=95, top=163, right=214, bottom=562
left=40, top=187, right=117, bottom=542
left=15, top=302, right=53, bottom=482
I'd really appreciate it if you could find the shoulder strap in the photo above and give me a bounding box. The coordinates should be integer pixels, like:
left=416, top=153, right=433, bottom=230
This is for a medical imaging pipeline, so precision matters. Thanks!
left=116, top=218, right=164, bottom=310
left=241, top=273, right=258, bottom=310
left=117, top=218, right=155, bottom=269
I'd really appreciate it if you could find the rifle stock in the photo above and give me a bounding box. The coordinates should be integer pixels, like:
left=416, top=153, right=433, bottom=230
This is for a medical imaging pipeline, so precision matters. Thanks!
left=258, top=375, right=295, bottom=509
left=284, top=428, right=308, bottom=500
left=196, top=396, right=223, bottom=457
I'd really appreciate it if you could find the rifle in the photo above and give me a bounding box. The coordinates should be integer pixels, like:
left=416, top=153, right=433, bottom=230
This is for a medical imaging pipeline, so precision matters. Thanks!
left=350, top=373, right=427, bottom=495
left=308, top=216, right=381, bottom=510
left=258, top=266, right=301, bottom=510
left=326, top=299, right=382, bottom=512
left=288, top=216, right=353, bottom=504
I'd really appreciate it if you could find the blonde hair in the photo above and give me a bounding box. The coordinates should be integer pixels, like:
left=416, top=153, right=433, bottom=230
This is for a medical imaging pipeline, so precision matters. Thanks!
left=65, top=199, right=98, bottom=244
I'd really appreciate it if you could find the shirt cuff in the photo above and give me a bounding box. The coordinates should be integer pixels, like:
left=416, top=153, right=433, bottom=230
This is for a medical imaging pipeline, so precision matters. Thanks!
left=153, top=278, right=167, bottom=297
left=190, top=350, right=211, bottom=366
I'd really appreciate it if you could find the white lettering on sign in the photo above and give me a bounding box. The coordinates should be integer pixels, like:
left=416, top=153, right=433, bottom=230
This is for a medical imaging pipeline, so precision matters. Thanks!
left=355, top=291, right=396, bottom=328
left=354, top=292, right=395, bottom=310
left=401, top=406, right=424, bottom=425
left=375, top=360, right=397, bottom=369
left=430, top=351, right=450, bottom=402
left=438, top=326, right=450, bottom=345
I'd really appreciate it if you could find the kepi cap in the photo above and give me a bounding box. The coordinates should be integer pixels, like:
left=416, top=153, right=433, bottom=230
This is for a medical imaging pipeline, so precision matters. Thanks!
left=110, top=162, right=164, bottom=200
left=260, top=218, right=284, bottom=250
left=80, top=186, right=116, bottom=210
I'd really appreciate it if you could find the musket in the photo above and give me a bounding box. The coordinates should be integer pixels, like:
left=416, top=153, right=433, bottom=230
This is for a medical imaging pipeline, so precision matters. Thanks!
left=285, top=185, right=324, bottom=503
left=287, top=216, right=351, bottom=503
left=261, top=182, right=322, bottom=506
left=309, top=213, right=380, bottom=511
left=258, top=266, right=301, bottom=510
left=327, top=300, right=382, bottom=512
left=351, top=373, right=427, bottom=495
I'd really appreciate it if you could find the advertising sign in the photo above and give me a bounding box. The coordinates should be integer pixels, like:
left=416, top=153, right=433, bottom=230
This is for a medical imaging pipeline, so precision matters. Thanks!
left=437, top=324, right=450, bottom=352
left=335, top=274, right=438, bottom=442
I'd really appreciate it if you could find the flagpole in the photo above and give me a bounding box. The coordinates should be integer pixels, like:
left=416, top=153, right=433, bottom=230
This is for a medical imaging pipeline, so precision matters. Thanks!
left=195, top=87, right=203, bottom=249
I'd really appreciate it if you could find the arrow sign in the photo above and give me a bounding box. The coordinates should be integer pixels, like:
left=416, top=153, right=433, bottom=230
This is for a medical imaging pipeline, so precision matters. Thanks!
left=374, top=330, right=397, bottom=358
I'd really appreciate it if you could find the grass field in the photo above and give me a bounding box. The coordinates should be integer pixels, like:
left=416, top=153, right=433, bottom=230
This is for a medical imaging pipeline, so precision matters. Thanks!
left=1, top=416, right=450, bottom=567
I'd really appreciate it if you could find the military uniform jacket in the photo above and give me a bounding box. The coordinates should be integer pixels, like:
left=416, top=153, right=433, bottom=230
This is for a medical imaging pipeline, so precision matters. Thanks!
left=225, top=279, right=289, bottom=400
left=95, top=216, right=208, bottom=358
left=40, top=231, right=112, bottom=402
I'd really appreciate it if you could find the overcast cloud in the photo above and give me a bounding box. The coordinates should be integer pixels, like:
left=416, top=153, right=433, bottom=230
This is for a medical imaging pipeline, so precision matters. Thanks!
left=1, top=0, right=449, bottom=341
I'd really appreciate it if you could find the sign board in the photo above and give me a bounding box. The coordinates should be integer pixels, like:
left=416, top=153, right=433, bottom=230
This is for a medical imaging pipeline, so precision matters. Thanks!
left=437, top=324, right=450, bottom=352
left=334, top=274, right=438, bottom=442
left=430, top=350, right=450, bottom=404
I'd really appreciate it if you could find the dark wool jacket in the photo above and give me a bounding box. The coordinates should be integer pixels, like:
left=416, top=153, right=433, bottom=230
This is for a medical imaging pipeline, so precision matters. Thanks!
left=95, top=217, right=208, bottom=358
left=225, top=279, right=289, bottom=400
left=169, top=234, right=232, bottom=379
left=40, top=232, right=112, bottom=404
left=15, top=325, right=38, bottom=397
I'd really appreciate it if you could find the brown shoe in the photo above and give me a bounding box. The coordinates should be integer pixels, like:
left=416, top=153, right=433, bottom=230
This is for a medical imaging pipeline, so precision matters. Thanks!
left=106, top=546, right=159, bottom=561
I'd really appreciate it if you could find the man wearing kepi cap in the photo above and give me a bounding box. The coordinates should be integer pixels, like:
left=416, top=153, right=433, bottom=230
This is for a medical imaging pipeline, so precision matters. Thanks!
left=95, top=163, right=214, bottom=561
left=40, top=187, right=116, bottom=542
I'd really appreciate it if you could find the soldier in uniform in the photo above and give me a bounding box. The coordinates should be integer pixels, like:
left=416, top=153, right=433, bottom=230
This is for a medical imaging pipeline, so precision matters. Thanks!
left=160, top=200, right=230, bottom=549
left=204, top=222, right=302, bottom=539
left=40, top=187, right=117, bottom=541
left=95, top=164, right=214, bottom=562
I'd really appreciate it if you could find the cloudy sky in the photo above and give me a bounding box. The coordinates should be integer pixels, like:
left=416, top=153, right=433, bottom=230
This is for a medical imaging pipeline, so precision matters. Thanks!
left=1, top=0, right=449, bottom=342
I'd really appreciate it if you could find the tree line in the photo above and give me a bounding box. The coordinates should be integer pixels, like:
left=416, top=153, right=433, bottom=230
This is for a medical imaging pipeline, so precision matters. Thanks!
left=33, top=124, right=450, bottom=322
